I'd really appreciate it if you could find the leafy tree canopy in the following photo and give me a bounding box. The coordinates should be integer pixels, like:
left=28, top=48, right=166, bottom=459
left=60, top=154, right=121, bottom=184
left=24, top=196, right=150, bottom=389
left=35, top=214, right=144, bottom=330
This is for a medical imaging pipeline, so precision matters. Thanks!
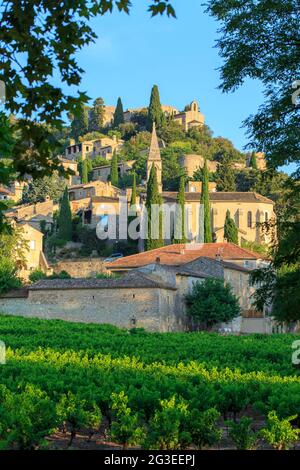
left=185, top=278, right=241, bottom=330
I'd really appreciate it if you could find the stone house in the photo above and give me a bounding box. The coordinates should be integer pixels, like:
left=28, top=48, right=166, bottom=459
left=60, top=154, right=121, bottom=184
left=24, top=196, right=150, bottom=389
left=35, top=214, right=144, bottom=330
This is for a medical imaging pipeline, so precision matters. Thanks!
left=17, top=222, right=52, bottom=281
left=106, top=242, right=268, bottom=273
left=65, top=136, right=124, bottom=161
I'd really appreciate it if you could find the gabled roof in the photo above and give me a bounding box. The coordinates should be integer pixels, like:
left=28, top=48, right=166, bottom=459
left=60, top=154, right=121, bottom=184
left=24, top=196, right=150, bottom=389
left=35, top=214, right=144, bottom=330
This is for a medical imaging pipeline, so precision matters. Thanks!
left=106, top=242, right=265, bottom=270
left=29, top=271, right=176, bottom=291
left=162, top=191, right=274, bottom=204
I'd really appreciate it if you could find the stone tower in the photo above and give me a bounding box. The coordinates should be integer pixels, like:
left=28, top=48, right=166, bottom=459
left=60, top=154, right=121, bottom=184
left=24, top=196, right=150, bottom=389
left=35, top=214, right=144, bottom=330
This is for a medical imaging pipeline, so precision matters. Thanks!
left=147, top=122, right=162, bottom=192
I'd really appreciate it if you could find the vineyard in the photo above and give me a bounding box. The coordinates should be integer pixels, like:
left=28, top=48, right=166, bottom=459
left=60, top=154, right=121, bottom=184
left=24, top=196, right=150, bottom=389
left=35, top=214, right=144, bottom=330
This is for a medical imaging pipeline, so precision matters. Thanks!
left=0, top=314, right=300, bottom=450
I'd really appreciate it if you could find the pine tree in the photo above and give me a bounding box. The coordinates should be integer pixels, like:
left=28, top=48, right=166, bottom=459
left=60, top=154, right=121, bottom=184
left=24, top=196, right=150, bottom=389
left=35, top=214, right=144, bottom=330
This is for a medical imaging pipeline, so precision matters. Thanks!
left=71, top=104, right=89, bottom=140
left=89, top=97, right=105, bottom=131
left=110, top=151, right=119, bottom=187
left=173, top=176, right=187, bottom=243
left=58, top=187, right=72, bottom=241
left=147, top=85, right=165, bottom=131
left=224, top=209, right=239, bottom=245
left=250, top=152, right=258, bottom=169
left=201, top=159, right=212, bottom=243
left=113, top=97, right=124, bottom=128
left=216, top=156, right=236, bottom=191
left=145, top=164, right=164, bottom=251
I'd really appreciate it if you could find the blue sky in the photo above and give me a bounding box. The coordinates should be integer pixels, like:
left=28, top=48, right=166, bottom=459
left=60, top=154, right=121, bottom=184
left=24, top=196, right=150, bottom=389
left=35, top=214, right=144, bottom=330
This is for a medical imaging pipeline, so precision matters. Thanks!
left=76, top=0, right=265, bottom=153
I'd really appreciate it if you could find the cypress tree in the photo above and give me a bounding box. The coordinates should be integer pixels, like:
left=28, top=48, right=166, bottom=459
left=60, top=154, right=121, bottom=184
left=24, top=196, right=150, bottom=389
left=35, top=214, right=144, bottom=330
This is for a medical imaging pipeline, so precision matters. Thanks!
left=201, top=159, right=213, bottom=243
left=216, top=156, right=236, bottom=191
left=147, top=85, right=165, bottom=131
left=110, top=150, right=119, bottom=187
left=58, top=187, right=72, bottom=241
left=173, top=176, right=187, bottom=243
left=71, top=104, right=88, bottom=140
left=89, top=97, right=105, bottom=131
left=250, top=152, right=258, bottom=169
left=145, top=164, right=164, bottom=251
left=113, top=97, right=124, bottom=127
left=130, top=172, right=137, bottom=211
left=224, top=209, right=239, bottom=245
left=81, top=159, right=89, bottom=184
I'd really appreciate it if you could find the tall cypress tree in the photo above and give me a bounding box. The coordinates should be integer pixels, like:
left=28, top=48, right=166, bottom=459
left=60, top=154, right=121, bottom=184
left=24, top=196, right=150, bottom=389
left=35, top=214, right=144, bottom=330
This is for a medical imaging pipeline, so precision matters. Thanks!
left=145, top=164, right=164, bottom=251
left=224, top=209, right=239, bottom=245
left=58, top=187, right=72, bottom=241
left=110, top=151, right=119, bottom=187
left=250, top=152, right=258, bottom=169
left=81, top=159, right=89, bottom=184
left=130, top=172, right=137, bottom=210
left=113, top=97, right=124, bottom=127
left=173, top=176, right=187, bottom=244
left=147, top=85, right=165, bottom=131
left=89, top=97, right=105, bottom=131
left=201, top=159, right=212, bottom=243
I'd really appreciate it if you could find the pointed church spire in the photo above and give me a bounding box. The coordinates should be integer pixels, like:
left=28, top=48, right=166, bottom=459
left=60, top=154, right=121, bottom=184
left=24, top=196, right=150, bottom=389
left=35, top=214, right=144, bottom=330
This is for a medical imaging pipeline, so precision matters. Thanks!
left=148, top=122, right=161, bottom=161
left=147, top=122, right=162, bottom=192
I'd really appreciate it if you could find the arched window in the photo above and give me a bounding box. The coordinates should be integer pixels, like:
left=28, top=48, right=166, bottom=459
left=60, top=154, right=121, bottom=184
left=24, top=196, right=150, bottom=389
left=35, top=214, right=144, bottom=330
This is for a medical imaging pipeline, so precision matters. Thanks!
left=247, top=211, right=252, bottom=228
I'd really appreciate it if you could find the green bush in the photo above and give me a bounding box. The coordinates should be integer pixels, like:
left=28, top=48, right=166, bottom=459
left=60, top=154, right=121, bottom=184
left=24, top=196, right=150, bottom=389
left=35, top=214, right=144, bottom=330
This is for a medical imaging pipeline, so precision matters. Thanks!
left=49, top=270, right=71, bottom=279
left=260, top=411, right=300, bottom=450
left=56, top=392, right=101, bottom=447
left=226, top=417, right=257, bottom=450
left=144, top=396, right=190, bottom=450
left=110, top=391, right=144, bottom=449
left=0, top=259, right=22, bottom=294
left=188, top=408, right=221, bottom=449
left=29, top=269, right=47, bottom=283
left=0, top=384, right=57, bottom=450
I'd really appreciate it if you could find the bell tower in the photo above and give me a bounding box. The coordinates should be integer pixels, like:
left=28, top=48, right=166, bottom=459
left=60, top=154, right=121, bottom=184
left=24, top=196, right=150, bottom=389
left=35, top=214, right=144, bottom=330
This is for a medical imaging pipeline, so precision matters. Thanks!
left=147, top=122, right=162, bottom=192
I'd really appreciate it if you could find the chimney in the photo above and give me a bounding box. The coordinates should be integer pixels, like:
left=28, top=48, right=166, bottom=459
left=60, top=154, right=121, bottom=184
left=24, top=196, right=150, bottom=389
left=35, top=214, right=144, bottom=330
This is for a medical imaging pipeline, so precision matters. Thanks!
left=215, top=253, right=221, bottom=262
left=156, top=256, right=161, bottom=264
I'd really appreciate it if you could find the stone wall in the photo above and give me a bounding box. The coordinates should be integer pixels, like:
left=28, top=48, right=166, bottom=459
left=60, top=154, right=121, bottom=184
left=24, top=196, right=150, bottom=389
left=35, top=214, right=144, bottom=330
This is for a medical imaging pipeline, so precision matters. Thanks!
left=0, top=286, right=178, bottom=332
left=52, top=258, right=106, bottom=278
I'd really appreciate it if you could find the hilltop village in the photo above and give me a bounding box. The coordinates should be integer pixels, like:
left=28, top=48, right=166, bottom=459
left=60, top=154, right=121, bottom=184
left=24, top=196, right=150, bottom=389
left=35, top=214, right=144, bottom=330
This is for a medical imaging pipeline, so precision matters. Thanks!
left=0, top=87, right=288, bottom=333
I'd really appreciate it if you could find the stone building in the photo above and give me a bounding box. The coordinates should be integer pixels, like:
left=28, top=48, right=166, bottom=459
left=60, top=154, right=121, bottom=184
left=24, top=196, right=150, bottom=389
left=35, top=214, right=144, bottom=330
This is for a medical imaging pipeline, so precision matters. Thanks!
left=179, top=154, right=218, bottom=177
left=162, top=191, right=275, bottom=245
left=65, top=136, right=124, bottom=161
left=0, top=244, right=274, bottom=333
left=173, top=100, right=205, bottom=131
left=106, top=242, right=268, bottom=273
left=143, top=124, right=275, bottom=246
left=91, top=160, right=135, bottom=183
left=17, top=222, right=52, bottom=281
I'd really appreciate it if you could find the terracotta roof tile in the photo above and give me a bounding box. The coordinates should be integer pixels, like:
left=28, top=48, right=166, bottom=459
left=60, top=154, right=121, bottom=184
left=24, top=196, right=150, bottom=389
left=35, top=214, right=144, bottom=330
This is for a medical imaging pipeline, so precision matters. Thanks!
left=107, top=242, right=265, bottom=270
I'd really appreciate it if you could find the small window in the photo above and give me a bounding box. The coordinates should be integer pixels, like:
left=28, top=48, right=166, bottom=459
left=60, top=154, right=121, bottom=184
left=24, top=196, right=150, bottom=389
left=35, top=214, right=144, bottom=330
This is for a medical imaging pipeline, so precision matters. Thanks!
left=247, top=211, right=252, bottom=228
left=29, top=240, right=36, bottom=250
left=86, top=146, right=89, bottom=151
